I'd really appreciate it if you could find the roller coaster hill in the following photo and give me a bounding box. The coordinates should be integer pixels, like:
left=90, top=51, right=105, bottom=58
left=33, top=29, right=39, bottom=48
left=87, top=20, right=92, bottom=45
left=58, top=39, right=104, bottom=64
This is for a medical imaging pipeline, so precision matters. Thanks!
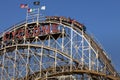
left=0, top=8, right=120, bottom=80
left=1, top=16, right=86, bottom=45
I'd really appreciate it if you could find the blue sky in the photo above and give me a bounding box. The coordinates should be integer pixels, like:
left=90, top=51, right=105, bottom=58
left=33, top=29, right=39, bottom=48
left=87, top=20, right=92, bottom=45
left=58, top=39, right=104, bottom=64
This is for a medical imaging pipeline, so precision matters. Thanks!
left=0, top=0, right=120, bottom=73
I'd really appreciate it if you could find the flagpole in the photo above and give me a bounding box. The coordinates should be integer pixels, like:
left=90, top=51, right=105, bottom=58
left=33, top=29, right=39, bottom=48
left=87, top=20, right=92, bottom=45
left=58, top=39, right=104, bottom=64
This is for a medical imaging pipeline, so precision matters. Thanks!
left=37, top=7, right=40, bottom=26
left=26, top=4, right=29, bottom=24
left=33, top=1, right=40, bottom=26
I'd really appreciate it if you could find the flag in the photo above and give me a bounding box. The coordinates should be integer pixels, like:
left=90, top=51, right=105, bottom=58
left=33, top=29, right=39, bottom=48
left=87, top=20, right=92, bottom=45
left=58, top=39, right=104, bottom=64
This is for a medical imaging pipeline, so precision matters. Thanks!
left=33, top=1, right=40, bottom=5
left=41, top=6, right=46, bottom=10
left=28, top=8, right=36, bottom=13
left=20, top=4, right=28, bottom=8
